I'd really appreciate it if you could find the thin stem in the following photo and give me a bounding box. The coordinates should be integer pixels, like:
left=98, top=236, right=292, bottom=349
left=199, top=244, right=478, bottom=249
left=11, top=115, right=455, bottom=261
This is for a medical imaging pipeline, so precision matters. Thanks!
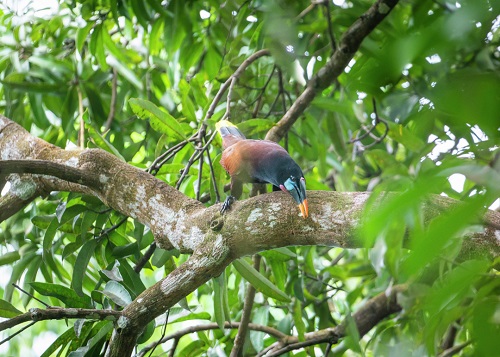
left=13, top=284, right=50, bottom=308
left=230, top=255, right=261, bottom=357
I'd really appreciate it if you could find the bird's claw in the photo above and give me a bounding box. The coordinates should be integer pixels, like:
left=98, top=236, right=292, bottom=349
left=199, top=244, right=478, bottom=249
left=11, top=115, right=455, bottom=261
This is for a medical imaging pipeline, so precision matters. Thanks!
left=220, top=196, right=236, bottom=214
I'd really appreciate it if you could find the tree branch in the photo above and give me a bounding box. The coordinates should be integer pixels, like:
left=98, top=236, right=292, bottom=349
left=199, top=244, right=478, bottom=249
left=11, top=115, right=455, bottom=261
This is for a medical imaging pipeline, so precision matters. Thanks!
left=262, top=285, right=405, bottom=356
left=0, top=160, right=103, bottom=189
left=137, top=321, right=287, bottom=357
left=265, top=0, right=400, bottom=142
left=0, top=307, right=122, bottom=332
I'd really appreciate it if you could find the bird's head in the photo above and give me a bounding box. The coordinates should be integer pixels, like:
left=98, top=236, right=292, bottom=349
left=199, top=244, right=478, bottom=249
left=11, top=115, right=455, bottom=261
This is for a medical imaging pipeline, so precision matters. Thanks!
left=279, top=175, right=308, bottom=218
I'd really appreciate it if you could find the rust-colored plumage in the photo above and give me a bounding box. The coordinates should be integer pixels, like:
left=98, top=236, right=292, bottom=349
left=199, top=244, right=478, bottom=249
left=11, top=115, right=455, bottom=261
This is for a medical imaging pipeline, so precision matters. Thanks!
left=216, top=120, right=308, bottom=218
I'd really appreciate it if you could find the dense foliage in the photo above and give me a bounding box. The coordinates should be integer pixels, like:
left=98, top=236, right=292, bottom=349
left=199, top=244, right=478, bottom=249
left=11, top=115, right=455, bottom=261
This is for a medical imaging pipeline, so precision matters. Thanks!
left=0, top=0, right=499, bottom=356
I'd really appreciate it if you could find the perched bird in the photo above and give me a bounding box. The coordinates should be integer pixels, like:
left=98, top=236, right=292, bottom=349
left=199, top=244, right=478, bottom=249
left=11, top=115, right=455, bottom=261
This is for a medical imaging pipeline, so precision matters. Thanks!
left=216, top=120, right=308, bottom=218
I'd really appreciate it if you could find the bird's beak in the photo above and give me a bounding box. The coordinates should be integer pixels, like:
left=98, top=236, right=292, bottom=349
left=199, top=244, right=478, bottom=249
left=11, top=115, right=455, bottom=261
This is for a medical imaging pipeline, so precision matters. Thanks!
left=283, top=177, right=309, bottom=219
left=298, top=199, right=309, bottom=218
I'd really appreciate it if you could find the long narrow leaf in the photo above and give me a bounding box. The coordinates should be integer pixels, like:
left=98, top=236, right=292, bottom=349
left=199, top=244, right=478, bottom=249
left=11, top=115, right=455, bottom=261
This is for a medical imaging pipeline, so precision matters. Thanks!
left=129, top=98, right=186, bottom=140
left=233, top=259, right=290, bottom=302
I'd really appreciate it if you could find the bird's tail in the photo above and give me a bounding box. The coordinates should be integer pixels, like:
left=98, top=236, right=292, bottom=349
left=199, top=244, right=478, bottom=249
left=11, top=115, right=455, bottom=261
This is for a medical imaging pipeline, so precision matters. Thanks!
left=216, top=120, right=246, bottom=148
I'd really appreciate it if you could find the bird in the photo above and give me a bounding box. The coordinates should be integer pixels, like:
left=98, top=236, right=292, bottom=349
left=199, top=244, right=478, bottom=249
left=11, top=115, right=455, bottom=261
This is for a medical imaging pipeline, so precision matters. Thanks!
left=216, top=120, right=308, bottom=218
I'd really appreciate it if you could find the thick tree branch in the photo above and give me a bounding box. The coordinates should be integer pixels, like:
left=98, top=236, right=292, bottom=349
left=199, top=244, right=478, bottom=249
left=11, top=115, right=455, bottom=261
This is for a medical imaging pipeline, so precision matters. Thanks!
left=108, top=247, right=233, bottom=357
left=265, top=0, right=400, bottom=142
left=0, top=189, right=40, bottom=222
left=0, top=160, right=102, bottom=188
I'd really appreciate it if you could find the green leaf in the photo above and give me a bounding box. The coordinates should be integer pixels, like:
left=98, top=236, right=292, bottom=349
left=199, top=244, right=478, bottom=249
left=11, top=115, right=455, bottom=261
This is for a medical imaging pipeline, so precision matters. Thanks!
left=232, top=258, right=290, bottom=302
left=237, top=118, right=275, bottom=137
left=170, top=312, right=211, bottom=324
left=80, top=210, right=98, bottom=240
left=311, top=97, right=353, bottom=116
left=90, top=25, right=108, bottom=71
left=129, top=98, right=186, bottom=140
left=83, top=321, right=113, bottom=352
left=29, top=93, right=50, bottom=127
left=72, top=239, right=98, bottom=297
left=425, top=260, right=489, bottom=317
left=43, top=217, right=59, bottom=252
left=0, top=73, right=66, bottom=94
left=401, top=195, right=489, bottom=278
left=76, top=22, right=93, bottom=54
left=438, top=164, right=500, bottom=195
left=472, top=297, right=500, bottom=357
left=145, top=0, right=173, bottom=19
left=4, top=252, right=38, bottom=302
left=250, top=306, right=269, bottom=351
left=101, top=280, right=132, bottom=307
left=213, top=274, right=226, bottom=330
left=30, top=282, right=92, bottom=308
left=40, top=326, right=76, bottom=357
left=292, top=299, right=306, bottom=342
left=386, top=122, right=425, bottom=152
left=179, top=340, right=206, bottom=356
left=0, top=251, right=20, bottom=266
left=343, top=310, right=364, bottom=354
left=0, top=299, right=23, bottom=318
left=85, top=113, right=125, bottom=161
left=118, top=259, right=146, bottom=296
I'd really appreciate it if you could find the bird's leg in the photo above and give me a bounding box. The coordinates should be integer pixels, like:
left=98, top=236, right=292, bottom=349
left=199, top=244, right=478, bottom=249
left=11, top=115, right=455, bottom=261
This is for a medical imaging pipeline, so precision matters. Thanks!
left=220, top=195, right=236, bottom=214
left=220, top=177, right=242, bottom=215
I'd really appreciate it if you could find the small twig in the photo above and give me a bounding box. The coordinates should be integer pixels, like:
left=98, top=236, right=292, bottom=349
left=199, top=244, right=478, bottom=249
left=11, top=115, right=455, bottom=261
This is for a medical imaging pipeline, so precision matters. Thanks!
left=176, top=142, right=203, bottom=190
left=104, top=67, right=118, bottom=132
left=205, top=49, right=271, bottom=123
left=96, top=216, right=128, bottom=240
left=137, top=321, right=286, bottom=357
left=176, top=130, right=219, bottom=190
left=77, top=84, right=85, bottom=149
left=440, top=321, right=459, bottom=351
left=349, top=98, right=389, bottom=150
left=325, top=341, right=333, bottom=356
left=295, top=3, right=317, bottom=21
left=323, top=0, right=337, bottom=53
left=205, top=139, right=220, bottom=203
left=147, top=139, right=192, bottom=176
left=331, top=250, right=346, bottom=266
left=134, top=242, right=157, bottom=273
left=304, top=274, right=340, bottom=291
left=0, top=322, right=36, bottom=346
left=168, top=337, right=179, bottom=357
left=252, top=65, right=277, bottom=117
left=196, top=143, right=204, bottom=201
left=438, top=341, right=472, bottom=357
left=265, top=338, right=327, bottom=357
left=226, top=77, right=236, bottom=119
left=147, top=309, right=170, bottom=357
left=12, top=284, right=50, bottom=308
